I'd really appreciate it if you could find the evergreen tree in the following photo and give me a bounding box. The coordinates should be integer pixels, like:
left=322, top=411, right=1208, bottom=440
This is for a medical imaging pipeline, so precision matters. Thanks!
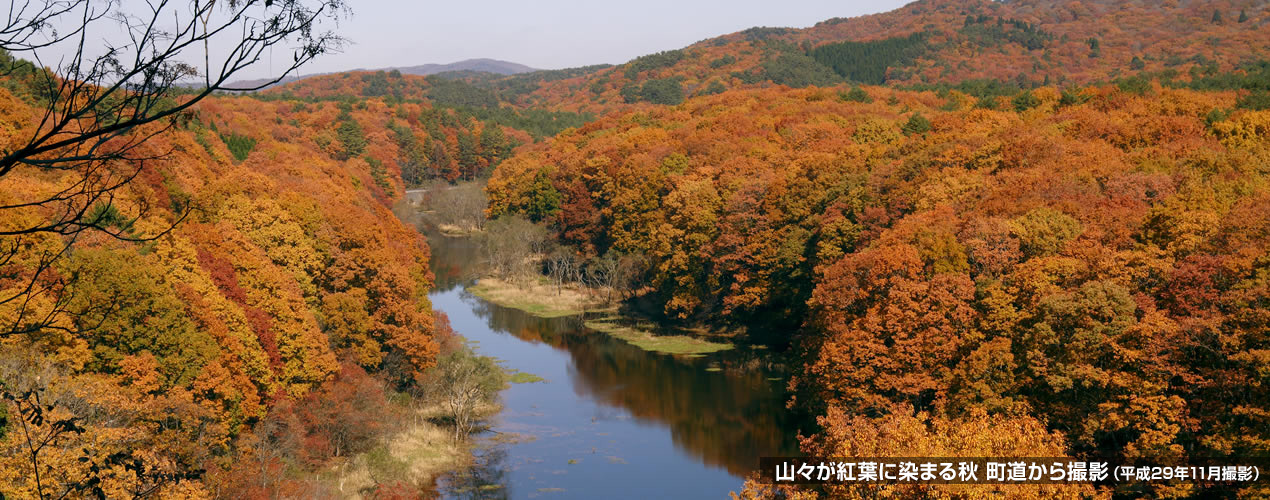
left=901, top=113, right=932, bottom=136
left=620, top=83, right=641, bottom=104
left=761, top=51, right=839, bottom=87
left=430, top=139, right=457, bottom=181
left=479, top=125, right=510, bottom=165
left=524, top=170, right=562, bottom=222
left=218, top=131, right=257, bottom=163
left=1012, top=90, right=1041, bottom=112
left=1238, top=9, right=1248, bottom=23
left=335, top=117, right=367, bottom=161
left=809, top=32, right=929, bottom=85
left=639, top=77, right=685, bottom=105
left=388, top=120, right=428, bottom=186
left=1059, top=87, right=1090, bottom=107
left=1130, top=56, right=1145, bottom=71
left=363, top=71, right=389, bottom=97
left=842, top=86, right=873, bottom=103
left=698, top=80, right=727, bottom=96
left=1212, top=9, right=1223, bottom=24
left=623, top=49, right=685, bottom=79
left=367, top=157, right=392, bottom=193
left=457, top=131, right=481, bottom=180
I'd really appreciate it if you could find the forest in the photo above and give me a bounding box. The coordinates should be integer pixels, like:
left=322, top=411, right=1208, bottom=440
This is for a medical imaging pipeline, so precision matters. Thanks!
left=0, top=58, right=473, bottom=496
left=2, top=0, right=1270, bottom=498
left=0, top=1, right=524, bottom=492
left=485, top=80, right=1270, bottom=498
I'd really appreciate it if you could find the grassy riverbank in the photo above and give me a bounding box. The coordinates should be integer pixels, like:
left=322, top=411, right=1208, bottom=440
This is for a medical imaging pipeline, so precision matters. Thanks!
left=469, top=277, right=736, bottom=356
left=302, top=337, right=506, bottom=497
left=434, top=221, right=484, bottom=237
left=308, top=398, right=501, bottom=498
left=469, top=277, right=610, bottom=318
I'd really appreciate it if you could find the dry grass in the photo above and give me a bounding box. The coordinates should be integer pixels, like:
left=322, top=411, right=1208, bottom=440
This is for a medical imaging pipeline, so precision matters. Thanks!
left=436, top=223, right=481, bottom=237
left=324, top=401, right=502, bottom=498
left=468, top=277, right=610, bottom=318
left=326, top=420, right=462, bottom=497
left=470, top=278, right=735, bottom=355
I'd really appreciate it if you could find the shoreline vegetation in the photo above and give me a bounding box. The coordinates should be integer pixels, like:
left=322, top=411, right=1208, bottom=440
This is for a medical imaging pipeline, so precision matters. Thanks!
left=436, top=222, right=482, bottom=237
left=416, top=180, right=489, bottom=237
left=469, top=276, right=738, bottom=356
left=468, top=276, right=609, bottom=318
left=429, top=209, right=747, bottom=358
left=303, top=330, right=507, bottom=497
left=326, top=400, right=501, bottom=497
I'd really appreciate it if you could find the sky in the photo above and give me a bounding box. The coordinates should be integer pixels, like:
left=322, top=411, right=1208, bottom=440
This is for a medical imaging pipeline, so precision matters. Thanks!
left=22, top=0, right=913, bottom=82
left=301, top=0, right=913, bottom=74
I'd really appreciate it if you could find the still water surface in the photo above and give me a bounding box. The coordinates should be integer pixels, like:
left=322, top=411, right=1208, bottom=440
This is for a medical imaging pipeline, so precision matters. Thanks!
left=404, top=205, right=798, bottom=499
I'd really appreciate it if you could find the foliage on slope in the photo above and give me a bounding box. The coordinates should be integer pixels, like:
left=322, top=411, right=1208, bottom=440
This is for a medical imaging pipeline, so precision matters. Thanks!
left=473, top=0, right=1270, bottom=115
left=264, top=69, right=594, bottom=141
left=0, top=83, right=449, bottom=496
left=487, top=82, right=1270, bottom=496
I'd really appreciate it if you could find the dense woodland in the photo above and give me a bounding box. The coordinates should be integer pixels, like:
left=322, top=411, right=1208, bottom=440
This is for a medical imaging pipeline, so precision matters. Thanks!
left=0, top=49, right=521, bottom=496
left=486, top=83, right=1270, bottom=497
left=3, top=0, right=1270, bottom=498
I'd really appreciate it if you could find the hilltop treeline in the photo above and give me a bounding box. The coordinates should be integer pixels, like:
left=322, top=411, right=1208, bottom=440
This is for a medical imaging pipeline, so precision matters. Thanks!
left=466, top=0, right=1270, bottom=115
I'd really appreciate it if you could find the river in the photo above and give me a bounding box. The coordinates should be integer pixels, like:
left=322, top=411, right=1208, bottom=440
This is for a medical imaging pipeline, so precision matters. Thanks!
left=396, top=200, right=799, bottom=499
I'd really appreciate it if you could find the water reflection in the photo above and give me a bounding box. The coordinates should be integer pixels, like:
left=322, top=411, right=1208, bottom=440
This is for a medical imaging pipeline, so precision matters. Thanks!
left=441, top=445, right=512, bottom=499
left=462, top=290, right=798, bottom=476
left=393, top=199, right=477, bottom=293
left=400, top=202, right=799, bottom=498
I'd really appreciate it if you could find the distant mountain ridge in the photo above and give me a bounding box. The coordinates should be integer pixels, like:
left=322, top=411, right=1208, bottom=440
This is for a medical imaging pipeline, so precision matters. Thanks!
left=391, top=58, right=537, bottom=76
left=226, top=58, right=536, bottom=90
left=263, top=0, right=1270, bottom=116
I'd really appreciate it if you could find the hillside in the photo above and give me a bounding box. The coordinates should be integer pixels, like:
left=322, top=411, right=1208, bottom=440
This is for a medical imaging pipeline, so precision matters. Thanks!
left=262, top=70, right=596, bottom=142
left=0, top=73, right=502, bottom=495
left=457, top=0, right=1270, bottom=114
left=239, top=0, right=1270, bottom=119
left=486, top=81, right=1270, bottom=496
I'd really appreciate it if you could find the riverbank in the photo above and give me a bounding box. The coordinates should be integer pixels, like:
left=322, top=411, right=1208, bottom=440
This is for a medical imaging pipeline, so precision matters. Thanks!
left=322, top=400, right=502, bottom=497
left=468, top=277, right=611, bottom=318
left=436, top=222, right=481, bottom=237
left=470, top=276, right=740, bottom=356
left=408, top=226, right=804, bottom=496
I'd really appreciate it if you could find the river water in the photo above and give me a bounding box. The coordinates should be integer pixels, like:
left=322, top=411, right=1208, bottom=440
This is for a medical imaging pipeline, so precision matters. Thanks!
left=397, top=201, right=799, bottom=499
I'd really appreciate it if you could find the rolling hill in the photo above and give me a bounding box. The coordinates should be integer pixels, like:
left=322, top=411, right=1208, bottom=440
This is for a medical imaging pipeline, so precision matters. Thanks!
left=225, top=57, right=536, bottom=90
left=465, top=0, right=1270, bottom=113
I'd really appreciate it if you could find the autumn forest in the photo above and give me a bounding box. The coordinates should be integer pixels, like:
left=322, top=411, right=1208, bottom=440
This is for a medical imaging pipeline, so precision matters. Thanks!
left=2, top=0, right=1269, bottom=498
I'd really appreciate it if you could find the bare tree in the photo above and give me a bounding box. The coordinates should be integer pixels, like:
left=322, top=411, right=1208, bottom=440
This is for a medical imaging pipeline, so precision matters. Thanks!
left=427, top=347, right=503, bottom=441
left=430, top=180, right=488, bottom=233
left=585, top=252, right=641, bottom=304
left=544, top=247, right=576, bottom=296
left=0, top=0, right=346, bottom=338
left=475, top=215, right=549, bottom=280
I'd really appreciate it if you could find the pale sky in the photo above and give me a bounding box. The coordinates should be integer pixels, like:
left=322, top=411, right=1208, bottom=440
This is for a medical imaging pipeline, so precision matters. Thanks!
left=305, top=0, right=912, bottom=73
left=20, top=1, right=913, bottom=82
